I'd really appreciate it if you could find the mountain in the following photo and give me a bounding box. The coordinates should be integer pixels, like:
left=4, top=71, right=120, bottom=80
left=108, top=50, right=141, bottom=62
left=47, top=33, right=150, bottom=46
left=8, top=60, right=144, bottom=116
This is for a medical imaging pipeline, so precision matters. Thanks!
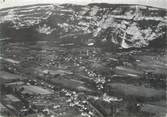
left=0, top=3, right=166, bottom=49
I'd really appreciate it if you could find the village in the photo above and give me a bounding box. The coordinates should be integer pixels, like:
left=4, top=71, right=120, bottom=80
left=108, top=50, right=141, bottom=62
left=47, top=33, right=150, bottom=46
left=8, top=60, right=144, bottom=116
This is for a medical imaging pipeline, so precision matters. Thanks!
left=0, top=38, right=166, bottom=117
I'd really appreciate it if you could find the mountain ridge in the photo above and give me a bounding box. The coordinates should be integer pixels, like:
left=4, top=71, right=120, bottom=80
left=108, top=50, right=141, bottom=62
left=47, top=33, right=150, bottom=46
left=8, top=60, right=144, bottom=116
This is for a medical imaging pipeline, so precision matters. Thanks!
left=0, top=3, right=166, bottom=49
left=0, top=3, right=167, bottom=12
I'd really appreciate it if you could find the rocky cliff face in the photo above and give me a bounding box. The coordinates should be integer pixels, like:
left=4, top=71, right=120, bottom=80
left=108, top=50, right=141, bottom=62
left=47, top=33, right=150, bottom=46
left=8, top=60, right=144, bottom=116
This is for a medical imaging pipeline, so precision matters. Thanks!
left=0, top=3, right=166, bottom=49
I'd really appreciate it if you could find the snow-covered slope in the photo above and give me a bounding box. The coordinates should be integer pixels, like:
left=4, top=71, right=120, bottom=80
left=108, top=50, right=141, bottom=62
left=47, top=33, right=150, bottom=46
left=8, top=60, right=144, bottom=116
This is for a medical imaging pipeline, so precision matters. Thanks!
left=0, top=3, right=166, bottom=48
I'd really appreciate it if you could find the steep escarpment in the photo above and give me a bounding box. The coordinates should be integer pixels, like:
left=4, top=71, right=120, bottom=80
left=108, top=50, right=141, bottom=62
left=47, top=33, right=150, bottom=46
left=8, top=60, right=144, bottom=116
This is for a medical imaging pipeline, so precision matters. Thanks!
left=0, top=3, right=166, bottom=48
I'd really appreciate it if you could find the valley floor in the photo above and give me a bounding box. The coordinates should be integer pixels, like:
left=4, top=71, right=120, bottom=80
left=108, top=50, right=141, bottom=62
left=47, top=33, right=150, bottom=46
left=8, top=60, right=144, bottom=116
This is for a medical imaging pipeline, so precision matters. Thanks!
left=0, top=39, right=167, bottom=117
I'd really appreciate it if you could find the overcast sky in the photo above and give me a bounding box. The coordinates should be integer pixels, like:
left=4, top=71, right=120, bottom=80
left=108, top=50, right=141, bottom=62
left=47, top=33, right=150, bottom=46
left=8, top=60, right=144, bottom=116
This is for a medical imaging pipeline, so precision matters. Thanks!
left=0, top=0, right=166, bottom=9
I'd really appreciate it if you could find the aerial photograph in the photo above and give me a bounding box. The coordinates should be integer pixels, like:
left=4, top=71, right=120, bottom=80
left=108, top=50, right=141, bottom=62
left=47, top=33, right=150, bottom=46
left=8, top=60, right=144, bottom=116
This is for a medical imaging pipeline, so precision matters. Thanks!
left=0, top=0, right=166, bottom=117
